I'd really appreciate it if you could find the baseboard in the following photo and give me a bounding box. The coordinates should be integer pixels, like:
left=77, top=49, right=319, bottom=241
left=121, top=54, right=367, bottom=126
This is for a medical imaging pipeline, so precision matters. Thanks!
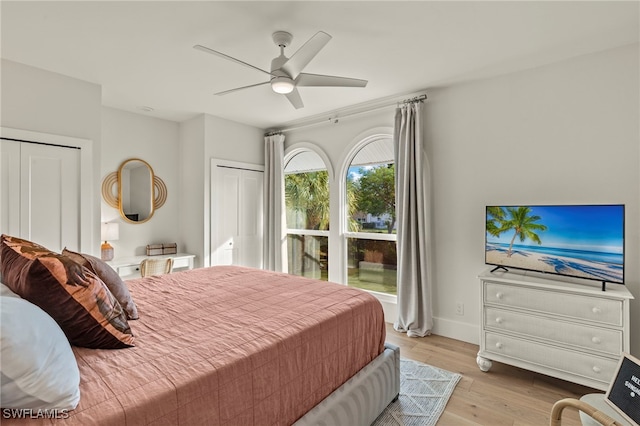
left=432, top=316, right=479, bottom=345
left=380, top=299, right=479, bottom=346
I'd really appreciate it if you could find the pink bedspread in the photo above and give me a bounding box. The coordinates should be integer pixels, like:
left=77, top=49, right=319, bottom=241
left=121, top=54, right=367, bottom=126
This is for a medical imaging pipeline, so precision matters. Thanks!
left=8, top=266, right=386, bottom=425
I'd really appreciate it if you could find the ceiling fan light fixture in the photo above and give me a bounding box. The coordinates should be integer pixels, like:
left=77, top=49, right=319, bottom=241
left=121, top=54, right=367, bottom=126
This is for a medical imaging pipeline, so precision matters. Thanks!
left=271, top=76, right=295, bottom=94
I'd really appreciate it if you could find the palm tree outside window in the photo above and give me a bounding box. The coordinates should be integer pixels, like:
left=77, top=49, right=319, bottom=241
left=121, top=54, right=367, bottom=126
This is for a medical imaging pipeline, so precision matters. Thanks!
left=284, top=150, right=330, bottom=280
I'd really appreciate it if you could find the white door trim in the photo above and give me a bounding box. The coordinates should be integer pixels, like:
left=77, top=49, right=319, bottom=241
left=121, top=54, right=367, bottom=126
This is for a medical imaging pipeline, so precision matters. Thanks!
left=0, top=127, right=93, bottom=252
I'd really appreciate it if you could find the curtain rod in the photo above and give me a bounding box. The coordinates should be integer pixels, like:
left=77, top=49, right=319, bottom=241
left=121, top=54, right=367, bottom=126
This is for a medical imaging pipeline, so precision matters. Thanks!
left=265, top=92, right=427, bottom=135
left=398, top=94, right=427, bottom=106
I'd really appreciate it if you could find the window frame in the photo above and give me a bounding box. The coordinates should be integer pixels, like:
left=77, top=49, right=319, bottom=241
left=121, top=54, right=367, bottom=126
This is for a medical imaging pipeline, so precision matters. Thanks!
left=337, top=130, right=397, bottom=299
left=283, top=143, right=333, bottom=280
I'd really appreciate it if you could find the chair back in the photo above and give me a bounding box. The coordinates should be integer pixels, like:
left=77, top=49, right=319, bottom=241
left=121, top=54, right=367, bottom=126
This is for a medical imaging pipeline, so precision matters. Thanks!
left=140, top=258, right=174, bottom=277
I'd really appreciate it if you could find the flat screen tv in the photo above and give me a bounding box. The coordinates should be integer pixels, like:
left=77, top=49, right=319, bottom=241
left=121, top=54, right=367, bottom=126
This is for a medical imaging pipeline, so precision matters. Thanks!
left=485, top=204, right=624, bottom=285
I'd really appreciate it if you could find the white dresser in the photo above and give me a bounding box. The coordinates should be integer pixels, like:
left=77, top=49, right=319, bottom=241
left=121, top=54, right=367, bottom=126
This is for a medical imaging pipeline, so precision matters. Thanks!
left=477, top=269, right=634, bottom=391
left=107, top=253, right=196, bottom=280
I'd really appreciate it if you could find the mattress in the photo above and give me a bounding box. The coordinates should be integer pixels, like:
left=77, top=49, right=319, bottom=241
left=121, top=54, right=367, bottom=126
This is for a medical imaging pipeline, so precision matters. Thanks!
left=5, top=265, right=386, bottom=425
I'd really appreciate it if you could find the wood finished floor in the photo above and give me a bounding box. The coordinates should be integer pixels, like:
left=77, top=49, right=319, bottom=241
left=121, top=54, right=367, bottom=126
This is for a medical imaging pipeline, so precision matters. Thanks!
left=384, top=323, right=597, bottom=426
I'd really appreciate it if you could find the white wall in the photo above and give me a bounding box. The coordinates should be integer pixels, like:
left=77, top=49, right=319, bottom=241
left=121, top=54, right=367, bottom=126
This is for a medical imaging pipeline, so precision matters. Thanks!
left=179, top=113, right=263, bottom=267
left=285, top=44, right=640, bottom=356
left=101, top=107, right=181, bottom=257
left=178, top=115, right=206, bottom=266
left=426, top=44, right=639, bottom=354
left=0, top=59, right=102, bottom=254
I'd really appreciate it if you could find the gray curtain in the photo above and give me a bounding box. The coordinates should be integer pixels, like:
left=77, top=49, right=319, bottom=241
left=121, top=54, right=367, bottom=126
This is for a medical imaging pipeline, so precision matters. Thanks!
left=393, top=101, right=433, bottom=337
left=263, top=134, right=288, bottom=272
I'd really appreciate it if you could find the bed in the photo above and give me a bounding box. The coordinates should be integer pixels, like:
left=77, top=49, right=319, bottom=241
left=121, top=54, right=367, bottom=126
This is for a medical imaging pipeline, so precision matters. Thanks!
left=2, top=264, right=400, bottom=425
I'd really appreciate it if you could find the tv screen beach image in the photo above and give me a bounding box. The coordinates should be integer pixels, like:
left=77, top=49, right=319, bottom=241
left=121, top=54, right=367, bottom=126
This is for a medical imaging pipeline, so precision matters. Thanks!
left=486, top=205, right=624, bottom=284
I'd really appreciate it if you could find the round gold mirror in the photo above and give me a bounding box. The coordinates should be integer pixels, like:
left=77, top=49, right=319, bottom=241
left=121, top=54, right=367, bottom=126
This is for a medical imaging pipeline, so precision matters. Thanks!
left=101, top=158, right=167, bottom=224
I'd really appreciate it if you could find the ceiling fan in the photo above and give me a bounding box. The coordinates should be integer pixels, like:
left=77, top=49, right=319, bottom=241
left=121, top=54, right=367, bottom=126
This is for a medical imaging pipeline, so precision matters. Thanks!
left=193, top=31, right=368, bottom=109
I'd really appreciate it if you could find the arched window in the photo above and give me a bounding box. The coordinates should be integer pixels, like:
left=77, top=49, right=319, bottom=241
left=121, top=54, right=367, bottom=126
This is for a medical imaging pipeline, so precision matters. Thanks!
left=284, top=148, right=330, bottom=280
left=344, top=137, right=397, bottom=294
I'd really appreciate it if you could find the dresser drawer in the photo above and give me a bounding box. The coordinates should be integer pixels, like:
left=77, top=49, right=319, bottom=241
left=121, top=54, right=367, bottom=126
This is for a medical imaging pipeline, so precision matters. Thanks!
left=484, top=332, right=617, bottom=386
left=484, top=282, right=622, bottom=326
left=485, top=307, right=622, bottom=356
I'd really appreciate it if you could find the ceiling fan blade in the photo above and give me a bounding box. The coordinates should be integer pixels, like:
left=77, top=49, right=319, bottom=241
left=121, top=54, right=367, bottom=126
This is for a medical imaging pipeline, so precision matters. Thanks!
left=280, top=31, right=332, bottom=80
left=215, top=81, right=270, bottom=96
left=285, top=88, right=304, bottom=109
left=295, top=73, right=368, bottom=88
left=194, top=44, right=273, bottom=76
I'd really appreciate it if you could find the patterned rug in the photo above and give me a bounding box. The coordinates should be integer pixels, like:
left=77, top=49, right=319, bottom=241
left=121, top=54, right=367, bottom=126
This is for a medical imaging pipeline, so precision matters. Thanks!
left=373, top=358, right=462, bottom=426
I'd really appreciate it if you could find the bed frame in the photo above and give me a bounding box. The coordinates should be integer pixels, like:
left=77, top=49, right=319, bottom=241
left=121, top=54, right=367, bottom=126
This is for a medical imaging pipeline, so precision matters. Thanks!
left=295, top=343, right=400, bottom=426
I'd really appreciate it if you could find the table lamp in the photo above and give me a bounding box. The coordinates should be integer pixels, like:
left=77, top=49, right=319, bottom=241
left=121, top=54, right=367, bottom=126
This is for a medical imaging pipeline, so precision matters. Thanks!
left=101, top=222, right=119, bottom=261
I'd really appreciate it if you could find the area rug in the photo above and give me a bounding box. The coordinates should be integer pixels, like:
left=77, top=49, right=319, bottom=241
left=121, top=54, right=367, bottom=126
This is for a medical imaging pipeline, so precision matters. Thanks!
left=373, top=358, right=462, bottom=426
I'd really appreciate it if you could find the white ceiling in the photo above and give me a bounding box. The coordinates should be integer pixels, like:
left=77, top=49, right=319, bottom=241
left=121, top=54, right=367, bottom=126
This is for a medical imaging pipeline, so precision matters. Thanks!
left=1, top=1, right=638, bottom=130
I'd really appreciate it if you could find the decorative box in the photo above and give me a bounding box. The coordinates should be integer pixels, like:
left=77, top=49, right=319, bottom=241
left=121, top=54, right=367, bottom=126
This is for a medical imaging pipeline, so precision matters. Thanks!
left=162, top=243, right=177, bottom=255
left=146, top=244, right=163, bottom=256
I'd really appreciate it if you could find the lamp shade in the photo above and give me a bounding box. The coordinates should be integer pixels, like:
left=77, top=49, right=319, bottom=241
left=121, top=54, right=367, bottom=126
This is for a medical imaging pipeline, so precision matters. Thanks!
left=101, top=223, right=119, bottom=242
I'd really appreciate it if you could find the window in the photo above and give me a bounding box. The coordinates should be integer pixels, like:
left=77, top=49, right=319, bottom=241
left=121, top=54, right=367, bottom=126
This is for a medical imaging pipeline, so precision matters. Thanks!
left=284, top=149, right=329, bottom=280
left=344, top=137, right=397, bottom=295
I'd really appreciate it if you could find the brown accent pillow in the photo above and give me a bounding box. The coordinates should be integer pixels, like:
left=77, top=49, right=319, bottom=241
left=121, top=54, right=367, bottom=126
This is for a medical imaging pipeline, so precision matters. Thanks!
left=62, top=248, right=139, bottom=320
left=0, top=235, right=134, bottom=349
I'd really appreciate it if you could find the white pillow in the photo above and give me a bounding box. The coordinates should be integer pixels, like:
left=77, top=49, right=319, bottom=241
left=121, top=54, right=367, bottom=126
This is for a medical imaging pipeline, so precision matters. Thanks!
left=0, top=282, right=20, bottom=298
left=0, top=296, right=80, bottom=409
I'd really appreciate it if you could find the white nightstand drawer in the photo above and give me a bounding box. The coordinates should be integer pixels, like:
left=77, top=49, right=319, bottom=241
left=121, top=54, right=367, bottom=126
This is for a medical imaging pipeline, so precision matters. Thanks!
left=485, top=307, right=622, bottom=356
left=485, top=282, right=622, bottom=326
left=484, top=332, right=618, bottom=386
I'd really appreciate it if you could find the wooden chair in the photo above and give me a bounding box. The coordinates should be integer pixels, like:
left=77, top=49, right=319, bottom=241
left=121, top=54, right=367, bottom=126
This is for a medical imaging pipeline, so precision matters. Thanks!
left=140, top=258, right=174, bottom=277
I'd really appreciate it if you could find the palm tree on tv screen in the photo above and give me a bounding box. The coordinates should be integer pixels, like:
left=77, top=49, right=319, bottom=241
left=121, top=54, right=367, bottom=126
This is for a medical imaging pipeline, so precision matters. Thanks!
left=486, top=206, right=507, bottom=237
left=501, top=206, right=548, bottom=257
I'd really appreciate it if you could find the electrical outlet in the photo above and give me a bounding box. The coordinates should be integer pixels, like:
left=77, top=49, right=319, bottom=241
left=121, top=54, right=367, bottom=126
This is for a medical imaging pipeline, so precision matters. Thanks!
left=455, top=302, right=464, bottom=316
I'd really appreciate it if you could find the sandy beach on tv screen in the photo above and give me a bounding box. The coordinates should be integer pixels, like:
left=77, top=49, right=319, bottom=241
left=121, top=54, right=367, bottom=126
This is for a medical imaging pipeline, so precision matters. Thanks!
left=486, top=248, right=623, bottom=283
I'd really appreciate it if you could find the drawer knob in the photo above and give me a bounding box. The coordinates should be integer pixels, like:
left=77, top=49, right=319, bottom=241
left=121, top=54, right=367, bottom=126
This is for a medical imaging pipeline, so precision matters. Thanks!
left=592, top=366, right=601, bottom=374
left=496, top=292, right=504, bottom=300
left=592, top=307, right=601, bottom=314
left=495, top=317, right=503, bottom=324
left=495, top=342, right=504, bottom=349
left=591, top=337, right=601, bottom=344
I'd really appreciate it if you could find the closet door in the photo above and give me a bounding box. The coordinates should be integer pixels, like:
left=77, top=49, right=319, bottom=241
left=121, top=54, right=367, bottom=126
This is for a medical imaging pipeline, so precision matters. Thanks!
left=211, top=160, right=263, bottom=268
left=1, top=139, right=80, bottom=252
left=1, top=140, right=21, bottom=237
